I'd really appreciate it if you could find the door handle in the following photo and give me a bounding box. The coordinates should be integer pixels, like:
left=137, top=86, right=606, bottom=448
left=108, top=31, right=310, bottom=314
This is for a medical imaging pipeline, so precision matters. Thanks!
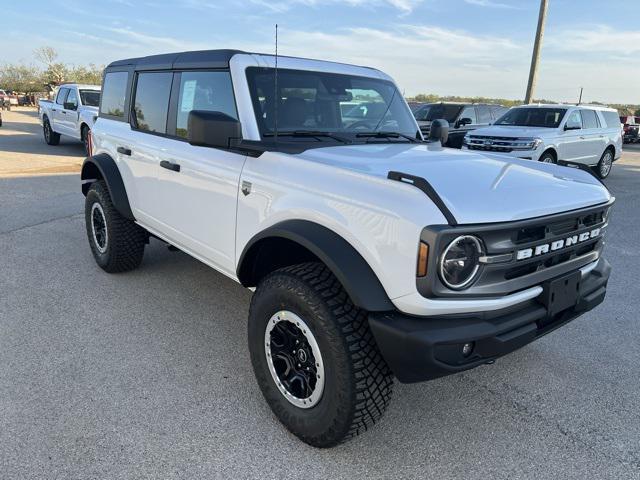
left=117, top=146, right=132, bottom=156
left=160, top=160, right=181, bottom=172
left=579, top=136, right=586, bottom=140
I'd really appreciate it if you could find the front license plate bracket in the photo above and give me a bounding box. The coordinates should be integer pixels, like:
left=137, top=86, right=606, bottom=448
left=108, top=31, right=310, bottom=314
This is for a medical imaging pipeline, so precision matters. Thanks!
left=539, top=271, right=581, bottom=318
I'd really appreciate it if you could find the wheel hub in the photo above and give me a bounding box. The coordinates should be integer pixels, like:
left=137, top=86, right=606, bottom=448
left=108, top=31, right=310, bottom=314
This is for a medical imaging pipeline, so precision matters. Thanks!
left=90, top=202, right=108, bottom=254
left=264, top=311, right=325, bottom=409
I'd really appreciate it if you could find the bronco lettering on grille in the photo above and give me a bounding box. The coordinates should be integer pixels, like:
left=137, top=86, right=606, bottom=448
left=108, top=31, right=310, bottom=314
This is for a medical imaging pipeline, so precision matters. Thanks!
left=516, top=228, right=601, bottom=261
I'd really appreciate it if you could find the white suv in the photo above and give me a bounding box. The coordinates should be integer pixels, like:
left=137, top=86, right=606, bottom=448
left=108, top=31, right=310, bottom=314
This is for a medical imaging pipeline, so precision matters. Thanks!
left=82, top=50, right=613, bottom=447
left=463, top=104, right=622, bottom=178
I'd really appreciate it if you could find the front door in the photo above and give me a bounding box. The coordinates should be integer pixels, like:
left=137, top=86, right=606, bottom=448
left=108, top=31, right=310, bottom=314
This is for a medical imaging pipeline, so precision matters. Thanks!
left=557, top=110, right=586, bottom=162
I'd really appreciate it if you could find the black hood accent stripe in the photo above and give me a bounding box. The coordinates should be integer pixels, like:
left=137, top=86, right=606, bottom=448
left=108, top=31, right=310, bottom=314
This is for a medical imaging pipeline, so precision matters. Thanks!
left=388, top=171, right=458, bottom=226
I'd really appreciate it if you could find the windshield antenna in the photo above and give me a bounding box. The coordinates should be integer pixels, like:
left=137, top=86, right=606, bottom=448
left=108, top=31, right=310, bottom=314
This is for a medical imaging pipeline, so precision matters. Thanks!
left=274, top=23, right=279, bottom=145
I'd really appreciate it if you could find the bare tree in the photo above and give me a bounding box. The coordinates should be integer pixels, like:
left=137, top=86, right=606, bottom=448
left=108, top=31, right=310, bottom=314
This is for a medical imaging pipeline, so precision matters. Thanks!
left=34, top=46, right=67, bottom=85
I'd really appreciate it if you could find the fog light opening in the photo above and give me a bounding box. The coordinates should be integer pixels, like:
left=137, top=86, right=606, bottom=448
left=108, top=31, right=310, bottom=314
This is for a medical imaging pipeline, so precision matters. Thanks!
left=462, top=342, right=474, bottom=358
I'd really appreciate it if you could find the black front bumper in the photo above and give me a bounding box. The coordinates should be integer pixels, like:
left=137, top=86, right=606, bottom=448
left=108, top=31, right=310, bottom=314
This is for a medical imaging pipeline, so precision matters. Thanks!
left=369, top=258, right=611, bottom=383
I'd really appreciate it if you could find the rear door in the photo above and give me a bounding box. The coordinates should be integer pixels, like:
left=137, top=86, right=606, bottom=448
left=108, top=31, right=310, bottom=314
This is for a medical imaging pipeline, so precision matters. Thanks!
left=580, top=109, right=606, bottom=164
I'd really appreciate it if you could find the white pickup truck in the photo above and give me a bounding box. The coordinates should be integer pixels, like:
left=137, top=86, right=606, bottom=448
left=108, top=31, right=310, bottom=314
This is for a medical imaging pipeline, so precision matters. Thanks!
left=39, top=84, right=101, bottom=155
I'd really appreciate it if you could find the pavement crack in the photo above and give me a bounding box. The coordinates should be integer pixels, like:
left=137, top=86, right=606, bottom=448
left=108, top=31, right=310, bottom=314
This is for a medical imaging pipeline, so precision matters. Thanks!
left=0, top=213, right=83, bottom=236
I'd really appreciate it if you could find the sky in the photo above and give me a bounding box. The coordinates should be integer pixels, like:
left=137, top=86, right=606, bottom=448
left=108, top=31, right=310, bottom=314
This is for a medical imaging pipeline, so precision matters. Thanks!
left=3, top=0, right=639, bottom=104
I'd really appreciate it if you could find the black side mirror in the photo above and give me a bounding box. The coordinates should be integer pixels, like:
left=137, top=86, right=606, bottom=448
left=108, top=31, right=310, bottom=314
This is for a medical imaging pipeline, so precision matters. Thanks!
left=457, top=117, right=472, bottom=128
left=188, top=110, right=242, bottom=149
left=564, top=122, right=581, bottom=131
left=64, top=102, right=77, bottom=111
left=428, top=119, right=449, bottom=145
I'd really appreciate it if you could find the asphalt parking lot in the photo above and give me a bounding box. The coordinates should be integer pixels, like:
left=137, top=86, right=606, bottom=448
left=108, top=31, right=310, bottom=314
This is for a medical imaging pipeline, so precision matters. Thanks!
left=1, top=112, right=640, bottom=479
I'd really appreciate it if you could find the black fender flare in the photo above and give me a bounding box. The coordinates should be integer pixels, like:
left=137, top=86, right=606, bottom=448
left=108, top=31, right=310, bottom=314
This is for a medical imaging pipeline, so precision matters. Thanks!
left=237, top=220, right=394, bottom=312
left=81, top=153, right=134, bottom=220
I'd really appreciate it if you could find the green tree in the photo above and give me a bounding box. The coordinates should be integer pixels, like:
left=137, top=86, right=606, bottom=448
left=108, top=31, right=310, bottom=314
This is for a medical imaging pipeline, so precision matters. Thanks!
left=0, top=63, right=43, bottom=92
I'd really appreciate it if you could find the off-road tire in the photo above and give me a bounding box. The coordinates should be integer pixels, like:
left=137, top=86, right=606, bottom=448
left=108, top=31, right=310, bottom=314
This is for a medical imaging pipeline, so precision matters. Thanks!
left=594, top=148, right=614, bottom=179
left=248, top=262, right=394, bottom=448
left=43, top=116, right=60, bottom=145
left=85, top=180, right=146, bottom=273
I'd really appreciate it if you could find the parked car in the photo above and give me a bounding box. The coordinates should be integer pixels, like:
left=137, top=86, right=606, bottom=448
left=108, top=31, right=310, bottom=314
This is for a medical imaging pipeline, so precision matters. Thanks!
left=0, top=89, right=15, bottom=110
left=413, top=102, right=508, bottom=148
left=39, top=83, right=101, bottom=155
left=620, top=115, right=639, bottom=143
left=83, top=49, right=612, bottom=447
left=463, top=104, right=622, bottom=179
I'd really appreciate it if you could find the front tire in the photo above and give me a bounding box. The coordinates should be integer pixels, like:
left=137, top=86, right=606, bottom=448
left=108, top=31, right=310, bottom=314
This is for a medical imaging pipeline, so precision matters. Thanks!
left=595, top=148, right=614, bottom=179
left=85, top=180, right=147, bottom=273
left=43, top=116, right=60, bottom=145
left=538, top=151, right=556, bottom=164
left=248, top=262, right=394, bottom=447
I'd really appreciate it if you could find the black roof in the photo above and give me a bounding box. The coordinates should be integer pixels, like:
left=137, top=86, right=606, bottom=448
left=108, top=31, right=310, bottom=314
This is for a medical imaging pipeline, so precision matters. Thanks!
left=106, top=49, right=246, bottom=71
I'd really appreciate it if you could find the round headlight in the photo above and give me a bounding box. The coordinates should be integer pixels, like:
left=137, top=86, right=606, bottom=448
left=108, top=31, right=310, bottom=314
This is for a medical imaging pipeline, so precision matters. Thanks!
left=439, top=235, right=483, bottom=290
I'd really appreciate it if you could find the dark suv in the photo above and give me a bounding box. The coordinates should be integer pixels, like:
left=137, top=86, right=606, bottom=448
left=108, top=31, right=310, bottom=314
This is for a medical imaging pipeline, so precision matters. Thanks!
left=413, top=102, right=508, bottom=148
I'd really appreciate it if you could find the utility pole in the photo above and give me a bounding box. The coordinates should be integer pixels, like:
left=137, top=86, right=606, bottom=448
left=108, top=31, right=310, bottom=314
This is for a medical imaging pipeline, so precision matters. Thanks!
left=524, top=0, right=549, bottom=104
left=578, top=87, right=583, bottom=104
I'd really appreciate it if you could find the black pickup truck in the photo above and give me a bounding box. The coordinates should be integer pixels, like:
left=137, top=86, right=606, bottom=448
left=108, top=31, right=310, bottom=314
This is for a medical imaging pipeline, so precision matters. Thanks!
left=413, top=102, right=508, bottom=148
left=620, top=116, right=639, bottom=143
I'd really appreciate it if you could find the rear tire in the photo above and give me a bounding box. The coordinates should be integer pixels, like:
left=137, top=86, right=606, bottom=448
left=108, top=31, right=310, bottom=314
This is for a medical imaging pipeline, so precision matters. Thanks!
left=85, top=180, right=147, bottom=273
left=248, top=262, right=394, bottom=448
left=43, top=116, right=60, bottom=145
left=595, top=148, right=614, bottom=179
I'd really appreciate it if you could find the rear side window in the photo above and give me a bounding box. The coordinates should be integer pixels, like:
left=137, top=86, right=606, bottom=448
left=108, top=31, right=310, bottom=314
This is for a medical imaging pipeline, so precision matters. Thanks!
left=100, top=72, right=129, bottom=118
left=602, top=111, right=622, bottom=129
left=133, top=72, right=173, bottom=134
left=175, top=71, right=237, bottom=138
left=581, top=109, right=600, bottom=129
left=477, top=106, right=492, bottom=124
left=56, top=88, right=68, bottom=105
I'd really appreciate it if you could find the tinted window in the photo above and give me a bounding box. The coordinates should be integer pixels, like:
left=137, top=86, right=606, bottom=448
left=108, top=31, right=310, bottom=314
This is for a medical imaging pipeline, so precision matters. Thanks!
left=65, top=89, right=78, bottom=108
left=495, top=108, right=567, bottom=128
left=100, top=72, right=129, bottom=118
left=176, top=71, right=237, bottom=139
left=477, top=105, right=492, bottom=123
left=56, top=88, right=68, bottom=105
left=414, top=104, right=462, bottom=122
left=581, top=109, right=600, bottom=129
left=133, top=72, right=173, bottom=134
left=459, top=106, right=477, bottom=124
left=80, top=90, right=100, bottom=107
left=603, top=111, right=622, bottom=129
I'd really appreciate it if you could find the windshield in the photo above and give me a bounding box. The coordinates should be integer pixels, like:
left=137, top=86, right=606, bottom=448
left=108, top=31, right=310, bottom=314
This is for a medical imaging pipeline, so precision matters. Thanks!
left=80, top=90, right=101, bottom=107
left=413, top=104, right=463, bottom=123
left=246, top=67, right=419, bottom=141
left=495, top=107, right=567, bottom=128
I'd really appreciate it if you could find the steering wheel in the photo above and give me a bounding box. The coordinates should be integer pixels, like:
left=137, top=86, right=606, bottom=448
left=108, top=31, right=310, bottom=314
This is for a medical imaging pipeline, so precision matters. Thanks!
left=346, top=120, right=377, bottom=131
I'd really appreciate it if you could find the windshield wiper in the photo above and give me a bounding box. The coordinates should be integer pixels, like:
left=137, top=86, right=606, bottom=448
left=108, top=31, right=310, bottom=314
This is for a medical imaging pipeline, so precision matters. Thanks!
left=355, top=131, right=420, bottom=143
left=263, top=130, right=351, bottom=144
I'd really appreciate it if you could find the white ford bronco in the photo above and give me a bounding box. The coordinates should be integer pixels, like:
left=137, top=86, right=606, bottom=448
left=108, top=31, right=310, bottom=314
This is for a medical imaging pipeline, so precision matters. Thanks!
left=462, top=104, right=623, bottom=179
left=82, top=50, right=613, bottom=447
left=39, top=83, right=101, bottom=155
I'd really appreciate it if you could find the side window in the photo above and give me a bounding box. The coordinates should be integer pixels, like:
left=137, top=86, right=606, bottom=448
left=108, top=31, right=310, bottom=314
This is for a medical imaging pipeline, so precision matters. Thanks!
left=175, top=71, right=237, bottom=138
left=56, top=88, right=68, bottom=105
left=100, top=71, right=129, bottom=118
left=602, top=111, right=622, bottom=129
left=133, top=72, right=173, bottom=134
left=477, top=106, right=492, bottom=124
left=565, top=110, right=583, bottom=129
left=581, top=109, right=600, bottom=129
left=459, top=106, right=477, bottom=125
left=65, top=89, right=78, bottom=109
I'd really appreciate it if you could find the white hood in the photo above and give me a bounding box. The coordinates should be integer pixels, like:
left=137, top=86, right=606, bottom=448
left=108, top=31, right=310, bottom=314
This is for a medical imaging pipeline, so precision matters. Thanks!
left=291, top=144, right=611, bottom=224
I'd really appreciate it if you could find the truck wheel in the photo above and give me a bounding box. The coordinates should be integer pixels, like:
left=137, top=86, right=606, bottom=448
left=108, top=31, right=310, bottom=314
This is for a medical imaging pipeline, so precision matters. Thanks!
left=43, top=116, right=60, bottom=145
left=539, top=151, right=556, bottom=164
left=81, top=125, right=90, bottom=156
left=248, top=262, right=394, bottom=447
left=595, top=149, right=613, bottom=179
left=85, top=180, right=147, bottom=273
